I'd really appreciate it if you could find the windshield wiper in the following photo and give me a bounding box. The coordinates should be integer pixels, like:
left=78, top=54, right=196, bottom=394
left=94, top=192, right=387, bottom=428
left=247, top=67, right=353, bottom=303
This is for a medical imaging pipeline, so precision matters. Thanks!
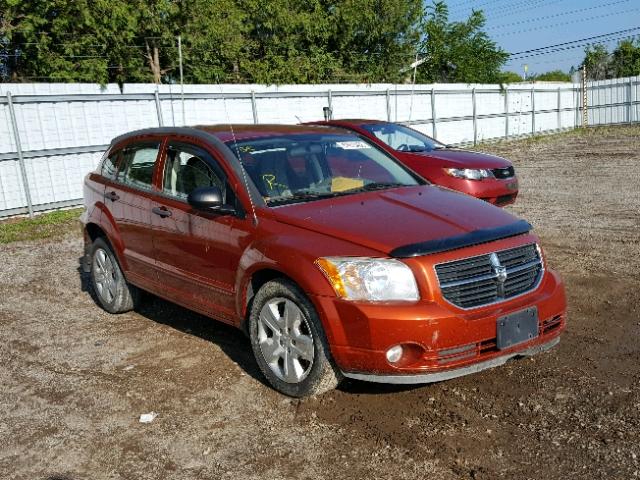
left=345, top=182, right=408, bottom=193
left=267, top=191, right=339, bottom=206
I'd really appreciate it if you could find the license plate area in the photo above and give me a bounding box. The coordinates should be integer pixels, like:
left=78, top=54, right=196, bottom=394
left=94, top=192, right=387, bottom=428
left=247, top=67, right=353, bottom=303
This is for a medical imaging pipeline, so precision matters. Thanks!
left=496, top=307, right=539, bottom=350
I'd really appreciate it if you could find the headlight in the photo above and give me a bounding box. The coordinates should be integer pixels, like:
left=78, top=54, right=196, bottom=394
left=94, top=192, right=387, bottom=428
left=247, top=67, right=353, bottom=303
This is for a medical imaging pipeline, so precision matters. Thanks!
left=315, top=257, right=420, bottom=302
left=444, top=168, right=494, bottom=180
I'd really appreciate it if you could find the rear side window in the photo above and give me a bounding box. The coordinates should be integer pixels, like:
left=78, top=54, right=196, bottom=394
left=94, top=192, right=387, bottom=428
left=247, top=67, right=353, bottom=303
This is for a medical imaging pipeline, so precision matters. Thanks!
left=120, top=143, right=160, bottom=190
left=100, top=150, right=120, bottom=180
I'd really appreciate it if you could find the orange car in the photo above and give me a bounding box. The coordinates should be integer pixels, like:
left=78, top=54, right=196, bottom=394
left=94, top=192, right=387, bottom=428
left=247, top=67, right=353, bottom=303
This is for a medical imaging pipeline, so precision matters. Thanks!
left=81, top=125, right=566, bottom=397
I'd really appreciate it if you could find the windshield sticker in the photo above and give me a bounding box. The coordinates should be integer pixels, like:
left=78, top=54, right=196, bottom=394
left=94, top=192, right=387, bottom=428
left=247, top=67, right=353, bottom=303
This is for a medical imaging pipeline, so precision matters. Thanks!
left=335, top=141, right=371, bottom=150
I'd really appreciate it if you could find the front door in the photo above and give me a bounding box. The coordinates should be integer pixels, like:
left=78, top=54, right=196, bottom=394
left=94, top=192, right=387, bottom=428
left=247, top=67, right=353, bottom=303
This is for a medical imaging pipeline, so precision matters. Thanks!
left=150, top=140, right=249, bottom=324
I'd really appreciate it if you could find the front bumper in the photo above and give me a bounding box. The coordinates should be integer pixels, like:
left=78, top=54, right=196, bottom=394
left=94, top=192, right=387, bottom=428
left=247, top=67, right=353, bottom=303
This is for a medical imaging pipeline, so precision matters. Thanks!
left=445, top=177, right=519, bottom=206
left=343, top=336, right=559, bottom=384
left=311, top=257, right=566, bottom=379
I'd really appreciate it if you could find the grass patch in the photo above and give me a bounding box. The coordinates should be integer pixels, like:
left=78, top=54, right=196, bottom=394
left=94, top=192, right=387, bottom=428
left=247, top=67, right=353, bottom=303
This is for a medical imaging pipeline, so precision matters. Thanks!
left=0, top=208, right=83, bottom=244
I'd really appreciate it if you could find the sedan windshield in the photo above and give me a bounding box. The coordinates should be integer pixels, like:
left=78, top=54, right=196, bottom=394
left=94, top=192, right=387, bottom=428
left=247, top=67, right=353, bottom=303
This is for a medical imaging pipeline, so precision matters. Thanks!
left=361, top=123, right=446, bottom=153
left=226, top=134, right=421, bottom=206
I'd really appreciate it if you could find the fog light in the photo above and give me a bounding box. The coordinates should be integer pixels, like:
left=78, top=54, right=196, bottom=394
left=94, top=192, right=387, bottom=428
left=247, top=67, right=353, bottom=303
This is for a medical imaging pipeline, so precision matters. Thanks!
left=386, top=345, right=404, bottom=364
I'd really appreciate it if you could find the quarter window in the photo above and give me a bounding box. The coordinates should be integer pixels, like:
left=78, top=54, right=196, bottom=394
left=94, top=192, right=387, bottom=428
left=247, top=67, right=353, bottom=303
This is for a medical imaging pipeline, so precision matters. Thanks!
left=120, top=144, right=160, bottom=190
left=101, top=150, right=120, bottom=180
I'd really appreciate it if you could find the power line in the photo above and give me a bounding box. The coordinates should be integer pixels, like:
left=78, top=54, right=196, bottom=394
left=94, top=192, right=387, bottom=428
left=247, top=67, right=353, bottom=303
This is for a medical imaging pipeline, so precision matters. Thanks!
left=509, top=33, right=639, bottom=61
left=495, top=8, right=640, bottom=38
left=450, top=0, right=553, bottom=18
left=508, top=27, right=640, bottom=56
left=480, top=0, right=570, bottom=22
left=486, top=0, right=631, bottom=31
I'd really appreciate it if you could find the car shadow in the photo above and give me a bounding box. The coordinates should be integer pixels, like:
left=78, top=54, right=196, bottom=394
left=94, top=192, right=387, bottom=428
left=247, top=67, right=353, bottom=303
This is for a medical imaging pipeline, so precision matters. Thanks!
left=76, top=258, right=267, bottom=387
left=338, top=379, right=424, bottom=395
left=78, top=257, right=428, bottom=396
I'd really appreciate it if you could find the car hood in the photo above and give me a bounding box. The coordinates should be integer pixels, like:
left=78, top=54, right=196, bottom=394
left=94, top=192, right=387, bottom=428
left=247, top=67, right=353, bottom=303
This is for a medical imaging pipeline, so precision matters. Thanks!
left=268, top=185, right=522, bottom=256
left=399, top=149, right=512, bottom=169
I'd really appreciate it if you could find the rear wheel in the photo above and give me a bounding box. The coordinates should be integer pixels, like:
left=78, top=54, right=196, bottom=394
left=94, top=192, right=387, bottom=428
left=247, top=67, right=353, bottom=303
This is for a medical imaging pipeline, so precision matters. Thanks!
left=90, top=237, right=139, bottom=313
left=249, top=279, right=341, bottom=397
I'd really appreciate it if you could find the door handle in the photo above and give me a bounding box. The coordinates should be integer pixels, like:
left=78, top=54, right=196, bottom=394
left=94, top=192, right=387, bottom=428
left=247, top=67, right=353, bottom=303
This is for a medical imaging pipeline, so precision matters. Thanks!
left=105, top=191, right=120, bottom=202
left=152, top=206, right=172, bottom=218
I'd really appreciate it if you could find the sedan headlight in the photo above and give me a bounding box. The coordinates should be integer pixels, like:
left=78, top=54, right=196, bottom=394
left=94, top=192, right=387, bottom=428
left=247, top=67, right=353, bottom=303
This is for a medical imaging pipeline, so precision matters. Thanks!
left=444, top=168, right=494, bottom=180
left=315, top=257, right=420, bottom=302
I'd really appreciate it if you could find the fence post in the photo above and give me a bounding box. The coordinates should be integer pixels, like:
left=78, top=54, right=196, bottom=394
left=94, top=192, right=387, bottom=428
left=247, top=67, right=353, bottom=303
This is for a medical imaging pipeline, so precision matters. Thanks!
left=430, top=88, right=437, bottom=139
left=327, top=89, right=333, bottom=119
left=581, top=67, right=588, bottom=128
left=628, top=77, right=634, bottom=123
left=154, top=89, right=164, bottom=127
left=250, top=91, right=259, bottom=124
left=472, top=88, right=478, bottom=146
left=386, top=89, right=391, bottom=121
left=557, top=87, right=562, bottom=131
left=504, top=86, right=509, bottom=139
left=531, top=86, right=536, bottom=136
left=6, top=92, right=34, bottom=218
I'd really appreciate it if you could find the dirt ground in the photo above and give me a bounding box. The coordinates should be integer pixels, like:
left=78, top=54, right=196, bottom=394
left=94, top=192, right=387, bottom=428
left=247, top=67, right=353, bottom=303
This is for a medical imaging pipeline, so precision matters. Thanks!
left=1, top=126, right=639, bottom=480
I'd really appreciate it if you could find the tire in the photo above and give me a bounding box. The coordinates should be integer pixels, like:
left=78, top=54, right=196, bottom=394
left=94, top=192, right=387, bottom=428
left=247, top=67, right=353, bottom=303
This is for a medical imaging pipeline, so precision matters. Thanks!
left=248, top=278, right=342, bottom=397
left=89, top=237, right=139, bottom=314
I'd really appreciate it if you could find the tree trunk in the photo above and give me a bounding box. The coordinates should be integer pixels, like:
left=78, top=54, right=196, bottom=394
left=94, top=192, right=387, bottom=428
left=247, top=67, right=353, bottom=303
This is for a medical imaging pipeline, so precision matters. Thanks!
left=145, top=40, right=162, bottom=84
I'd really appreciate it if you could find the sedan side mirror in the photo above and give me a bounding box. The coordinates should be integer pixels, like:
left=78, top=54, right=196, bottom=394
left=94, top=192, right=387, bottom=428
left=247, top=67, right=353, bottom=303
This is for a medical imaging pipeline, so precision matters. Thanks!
left=187, top=186, right=235, bottom=214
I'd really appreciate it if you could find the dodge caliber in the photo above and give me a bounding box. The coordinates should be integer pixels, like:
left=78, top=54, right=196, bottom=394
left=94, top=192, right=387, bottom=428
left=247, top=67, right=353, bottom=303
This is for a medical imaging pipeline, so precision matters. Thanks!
left=81, top=125, right=566, bottom=397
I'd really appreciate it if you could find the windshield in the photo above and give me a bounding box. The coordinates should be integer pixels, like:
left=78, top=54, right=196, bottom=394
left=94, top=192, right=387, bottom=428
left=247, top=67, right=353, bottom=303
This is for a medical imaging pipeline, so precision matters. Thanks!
left=226, top=133, right=420, bottom=206
left=361, top=123, right=446, bottom=153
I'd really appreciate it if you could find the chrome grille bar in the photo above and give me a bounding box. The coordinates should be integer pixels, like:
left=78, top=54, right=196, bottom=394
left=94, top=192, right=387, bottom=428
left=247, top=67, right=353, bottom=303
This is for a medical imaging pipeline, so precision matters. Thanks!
left=435, top=244, right=543, bottom=309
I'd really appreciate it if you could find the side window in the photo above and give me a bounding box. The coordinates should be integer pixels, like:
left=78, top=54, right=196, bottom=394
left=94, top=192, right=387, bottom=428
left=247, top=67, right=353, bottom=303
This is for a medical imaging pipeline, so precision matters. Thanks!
left=100, top=150, right=120, bottom=180
left=162, top=143, right=229, bottom=202
left=120, top=143, right=160, bottom=190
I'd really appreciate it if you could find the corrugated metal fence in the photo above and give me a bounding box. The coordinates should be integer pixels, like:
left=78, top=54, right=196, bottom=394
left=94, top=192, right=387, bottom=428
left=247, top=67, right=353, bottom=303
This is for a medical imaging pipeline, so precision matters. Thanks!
left=0, top=76, right=638, bottom=217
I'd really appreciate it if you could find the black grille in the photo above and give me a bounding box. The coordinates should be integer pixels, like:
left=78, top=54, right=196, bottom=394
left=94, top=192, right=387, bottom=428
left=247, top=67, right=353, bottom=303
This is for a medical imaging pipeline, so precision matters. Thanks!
left=492, top=166, right=515, bottom=179
left=435, top=244, right=543, bottom=309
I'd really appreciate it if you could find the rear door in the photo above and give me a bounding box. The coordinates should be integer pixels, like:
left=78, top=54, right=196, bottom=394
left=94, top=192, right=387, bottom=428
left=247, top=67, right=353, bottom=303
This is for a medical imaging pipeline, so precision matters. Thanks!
left=108, top=140, right=162, bottom=285
left=150, top=139, right=249, bottom=323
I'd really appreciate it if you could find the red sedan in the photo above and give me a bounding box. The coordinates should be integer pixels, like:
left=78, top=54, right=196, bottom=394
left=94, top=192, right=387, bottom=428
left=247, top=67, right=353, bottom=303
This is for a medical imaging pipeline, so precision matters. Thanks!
left=309, top=120, right=519, bottom=206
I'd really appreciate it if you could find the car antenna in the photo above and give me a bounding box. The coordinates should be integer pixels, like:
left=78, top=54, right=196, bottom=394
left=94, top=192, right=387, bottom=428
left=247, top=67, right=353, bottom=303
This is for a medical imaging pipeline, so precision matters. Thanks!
left=219, top=85, right=259, bottom=226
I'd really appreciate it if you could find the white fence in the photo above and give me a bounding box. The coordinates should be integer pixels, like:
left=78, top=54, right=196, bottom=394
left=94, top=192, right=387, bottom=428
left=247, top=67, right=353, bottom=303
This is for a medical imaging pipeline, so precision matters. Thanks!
left=0, top=77, right=638, bottom=217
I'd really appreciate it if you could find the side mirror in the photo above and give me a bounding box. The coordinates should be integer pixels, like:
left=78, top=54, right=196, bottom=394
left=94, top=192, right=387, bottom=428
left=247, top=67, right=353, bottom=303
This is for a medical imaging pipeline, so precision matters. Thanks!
left=187, top=186, right=235, bottom=214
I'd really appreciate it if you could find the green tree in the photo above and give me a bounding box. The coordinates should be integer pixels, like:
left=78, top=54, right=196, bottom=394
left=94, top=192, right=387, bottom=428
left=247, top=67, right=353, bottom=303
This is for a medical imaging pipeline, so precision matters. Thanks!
left=498, top=71, right=523, bottom=83
left=610, top=39, right=640, bottom=78
left=532, top=70, right=571, bottom=82
left=327, top=0, right=423, bottom=83
left=416, top=1, right=508, bottom=84
left=582, top=44, right=611, bottom=81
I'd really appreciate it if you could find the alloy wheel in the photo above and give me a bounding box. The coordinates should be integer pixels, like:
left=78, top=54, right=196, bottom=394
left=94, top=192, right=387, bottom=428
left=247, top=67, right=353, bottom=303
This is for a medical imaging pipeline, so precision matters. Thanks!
left=93, top=248, right=117, bottom=304
left=257, top=297, right=315, bottom=383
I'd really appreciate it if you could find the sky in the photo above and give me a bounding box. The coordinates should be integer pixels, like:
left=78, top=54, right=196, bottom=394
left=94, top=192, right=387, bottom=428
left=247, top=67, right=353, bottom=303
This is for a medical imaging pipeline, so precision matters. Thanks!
left=445, top=0, right=640, bottom=76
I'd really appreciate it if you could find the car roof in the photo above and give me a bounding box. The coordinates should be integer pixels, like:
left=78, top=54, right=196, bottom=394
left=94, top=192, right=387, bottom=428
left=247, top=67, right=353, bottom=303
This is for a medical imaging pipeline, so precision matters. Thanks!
left=313, top=119, right=387, bottom=127
left=196, top=124, right=352, bottom=142
left=110, top=124, right=355, bottom=147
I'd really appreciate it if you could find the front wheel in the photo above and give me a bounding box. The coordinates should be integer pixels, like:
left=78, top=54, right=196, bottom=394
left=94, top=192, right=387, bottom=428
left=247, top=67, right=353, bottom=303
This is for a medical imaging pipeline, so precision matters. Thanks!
left=249, top=279, right=341, bottom=397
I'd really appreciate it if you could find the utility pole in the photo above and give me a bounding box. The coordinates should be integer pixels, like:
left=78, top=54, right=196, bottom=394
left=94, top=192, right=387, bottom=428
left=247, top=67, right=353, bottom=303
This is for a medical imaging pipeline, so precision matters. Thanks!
left=581, top=66, right=588, bottom=128
left=178, top=35, right=185, bottom=126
